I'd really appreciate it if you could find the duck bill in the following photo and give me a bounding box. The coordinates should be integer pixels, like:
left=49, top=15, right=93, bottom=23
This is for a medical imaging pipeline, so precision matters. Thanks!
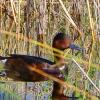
left=69, top=44, right=83, bottom=51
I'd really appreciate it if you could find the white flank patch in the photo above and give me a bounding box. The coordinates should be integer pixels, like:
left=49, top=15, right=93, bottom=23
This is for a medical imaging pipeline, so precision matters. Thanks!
left=59, top=65, right=65, bottom=70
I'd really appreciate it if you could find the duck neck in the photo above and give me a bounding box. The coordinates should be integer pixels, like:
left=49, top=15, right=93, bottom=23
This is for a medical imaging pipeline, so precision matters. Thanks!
left=54, top=52, right=65, bottom=65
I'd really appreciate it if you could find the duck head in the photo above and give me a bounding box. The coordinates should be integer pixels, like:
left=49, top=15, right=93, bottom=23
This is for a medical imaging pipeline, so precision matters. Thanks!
left=52, top=32, right=83, bottom=51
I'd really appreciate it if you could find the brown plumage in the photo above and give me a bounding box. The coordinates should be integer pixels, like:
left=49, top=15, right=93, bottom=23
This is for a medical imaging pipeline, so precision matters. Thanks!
left=0, top=32, right=81, bottom=99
